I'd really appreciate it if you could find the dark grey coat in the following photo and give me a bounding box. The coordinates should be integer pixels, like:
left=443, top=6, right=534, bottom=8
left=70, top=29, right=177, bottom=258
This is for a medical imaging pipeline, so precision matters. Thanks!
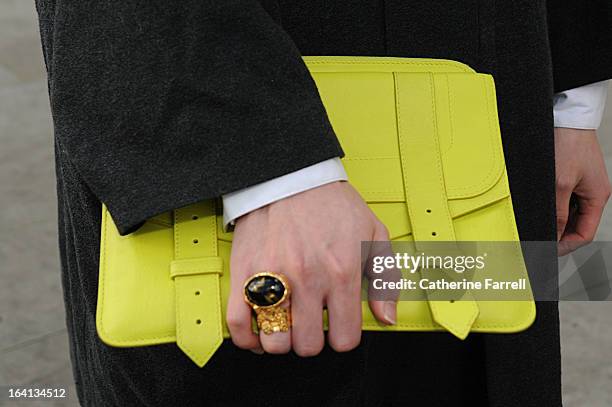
left=34, top=0, right=611, bottom=405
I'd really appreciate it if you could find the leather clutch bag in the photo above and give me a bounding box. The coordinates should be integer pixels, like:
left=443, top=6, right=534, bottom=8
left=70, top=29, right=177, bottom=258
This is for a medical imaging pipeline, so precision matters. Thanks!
left=96, top=57, right=535, bottom=367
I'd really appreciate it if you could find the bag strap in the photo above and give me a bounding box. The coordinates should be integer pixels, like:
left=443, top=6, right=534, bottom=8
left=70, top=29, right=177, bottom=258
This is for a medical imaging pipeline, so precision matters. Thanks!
left=395, top=72, right=479, bottom=339
left=171, top=201, right=223, bottom=367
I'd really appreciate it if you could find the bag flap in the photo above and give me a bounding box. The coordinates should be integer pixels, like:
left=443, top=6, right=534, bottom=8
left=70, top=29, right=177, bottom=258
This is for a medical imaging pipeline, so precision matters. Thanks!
left=220, top=58, right=508, bottom=241
left=140, top=58, right=510, bottom=242
left=306, top=57, right=505, bottom=202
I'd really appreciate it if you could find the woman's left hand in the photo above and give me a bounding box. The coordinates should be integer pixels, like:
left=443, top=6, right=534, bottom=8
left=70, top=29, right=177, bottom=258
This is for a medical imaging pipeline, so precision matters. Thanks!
left=555, top=128, right=611, bottom=256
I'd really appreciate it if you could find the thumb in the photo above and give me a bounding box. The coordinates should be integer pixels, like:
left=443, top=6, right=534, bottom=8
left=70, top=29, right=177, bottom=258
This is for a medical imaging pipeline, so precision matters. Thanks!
left=368, top=298, right=398, bottom=326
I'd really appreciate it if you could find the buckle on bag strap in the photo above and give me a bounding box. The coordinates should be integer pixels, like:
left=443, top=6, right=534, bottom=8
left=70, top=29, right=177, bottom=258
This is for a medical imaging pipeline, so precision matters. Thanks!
left=172, top=202, right=223, bottom=367
left=395, top=72, right=479, bottom=339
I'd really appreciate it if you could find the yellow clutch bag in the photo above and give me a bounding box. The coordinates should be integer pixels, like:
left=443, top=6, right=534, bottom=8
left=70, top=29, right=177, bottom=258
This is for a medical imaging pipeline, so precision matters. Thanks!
left=97, top=57, right=535, bottom=367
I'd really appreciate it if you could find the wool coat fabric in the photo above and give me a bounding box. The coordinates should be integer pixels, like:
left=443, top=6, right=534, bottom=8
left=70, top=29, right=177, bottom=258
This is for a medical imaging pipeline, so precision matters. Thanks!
left=34, top=0, right=611, bottom=406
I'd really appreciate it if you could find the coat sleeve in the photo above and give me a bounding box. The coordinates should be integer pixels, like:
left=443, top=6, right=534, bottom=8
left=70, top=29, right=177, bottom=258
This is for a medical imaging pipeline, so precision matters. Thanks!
left=547, top=1, right=612, bottom=93
left=39, top=0, right=343, bottom=235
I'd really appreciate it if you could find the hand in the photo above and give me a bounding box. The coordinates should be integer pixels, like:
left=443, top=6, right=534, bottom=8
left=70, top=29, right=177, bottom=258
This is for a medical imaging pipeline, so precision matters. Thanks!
left=226, top=181, right=395, bottom=356
left=555, top=128, right=611, bottom=256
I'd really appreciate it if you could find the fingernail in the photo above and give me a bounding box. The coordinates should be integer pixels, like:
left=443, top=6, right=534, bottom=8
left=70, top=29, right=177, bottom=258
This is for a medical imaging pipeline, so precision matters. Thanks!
left=384, top=301, right=397, bottom=325
left=250, top=347, right=264, bottom=355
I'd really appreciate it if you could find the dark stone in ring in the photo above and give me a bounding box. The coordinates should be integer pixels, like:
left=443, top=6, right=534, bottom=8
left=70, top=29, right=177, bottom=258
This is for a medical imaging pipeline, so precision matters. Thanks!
left=245, top=275, right=286, bottom=307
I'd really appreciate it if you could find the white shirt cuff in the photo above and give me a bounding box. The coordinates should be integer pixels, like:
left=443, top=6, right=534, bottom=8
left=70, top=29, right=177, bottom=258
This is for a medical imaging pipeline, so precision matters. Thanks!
left=222, top=157, right=348, bottom=229
left=553, top=80, right=609, bottom=129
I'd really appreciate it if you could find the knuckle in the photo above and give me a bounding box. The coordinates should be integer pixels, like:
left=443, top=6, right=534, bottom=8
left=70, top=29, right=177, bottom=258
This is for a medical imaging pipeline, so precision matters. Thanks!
left=226, top=314, right=249, bottom=332
left=330, top=265, right=356, bottom=286
left=602, top=185, right=612, bottom=201
left=325, top=253, right=357, bottom=285
left=298, top=275, right=321, bottom=293
left=556, top=177, right=574, bottom=192
left=285, top=255, right=306, bottom=274
left=377, top=223, right=391, bottom=240
left=293, top=265, right=319, bottom=290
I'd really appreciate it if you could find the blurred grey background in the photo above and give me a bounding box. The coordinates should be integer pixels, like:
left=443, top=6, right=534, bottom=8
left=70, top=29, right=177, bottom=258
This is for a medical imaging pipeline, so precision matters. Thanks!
left=0, top=2, right=611, bottom=406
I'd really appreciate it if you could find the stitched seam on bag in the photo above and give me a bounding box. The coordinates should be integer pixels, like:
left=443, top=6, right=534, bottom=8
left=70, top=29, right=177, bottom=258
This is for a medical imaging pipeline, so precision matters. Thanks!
left=343, top=156, right=405, bottom=197
left=356, top=190, right=405, bottom=196
left=360, top=319, right=531, bottom=329
left=446, top=75, right=502, bottom=196
left=394, top=73, right=414, bottom=240
left=173, top=209, right=192, bottom=360
left=361, top=323, right=443, bottom=329
left=180, top=204, right=221, bottom=365
left=148, top=218, right=172, bottom=227
left=176, top=278, right=221, bottom=366
left=427, top=73, right=478, bottom=338
left=342, top=156, right=397, bottom=161
left=306, top=60, right=472, bottom=73
left=460, top=198, right=533, bottom=330
left=199, top=209, right=223, bottom=364
left=99, top=209, right=176, bottom=343
left=204, top=276, right=223, bottom=364
left=504, top=197, right=535, bottom=304
left=176, top=277, right=208, bottom=365
left=209, top=203, right=218, bottom=255
left=100, top=201, right=530, bottom=341
left=445, top=74, right=455, bottom=153
left=175, top=277, right=188, bottom=356
left=181, top=205, right=222, bottom=365
left=171, top=269, right=222, bottom=277
left=99, top=208, right=109, bottom=339
left=505, top=198, right=521, bottom=242
left=172, top=267, right=222, bottom=273
left=175, top=209, right=182, bottom=258
left=429, top=72, right=456, bottom=241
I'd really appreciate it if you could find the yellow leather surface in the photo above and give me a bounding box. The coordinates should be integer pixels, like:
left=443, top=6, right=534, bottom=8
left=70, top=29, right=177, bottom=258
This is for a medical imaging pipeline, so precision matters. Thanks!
left=96, top=57, right=535, bottom=365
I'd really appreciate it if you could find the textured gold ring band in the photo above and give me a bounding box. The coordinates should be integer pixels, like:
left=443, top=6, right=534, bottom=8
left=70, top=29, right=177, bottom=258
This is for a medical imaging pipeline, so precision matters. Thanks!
left=243, top=272, right=291, bottom=334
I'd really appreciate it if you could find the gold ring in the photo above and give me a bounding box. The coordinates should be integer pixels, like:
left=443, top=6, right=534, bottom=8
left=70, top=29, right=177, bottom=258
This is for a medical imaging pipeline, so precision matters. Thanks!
left=243, top=272, right=291, bottom=334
